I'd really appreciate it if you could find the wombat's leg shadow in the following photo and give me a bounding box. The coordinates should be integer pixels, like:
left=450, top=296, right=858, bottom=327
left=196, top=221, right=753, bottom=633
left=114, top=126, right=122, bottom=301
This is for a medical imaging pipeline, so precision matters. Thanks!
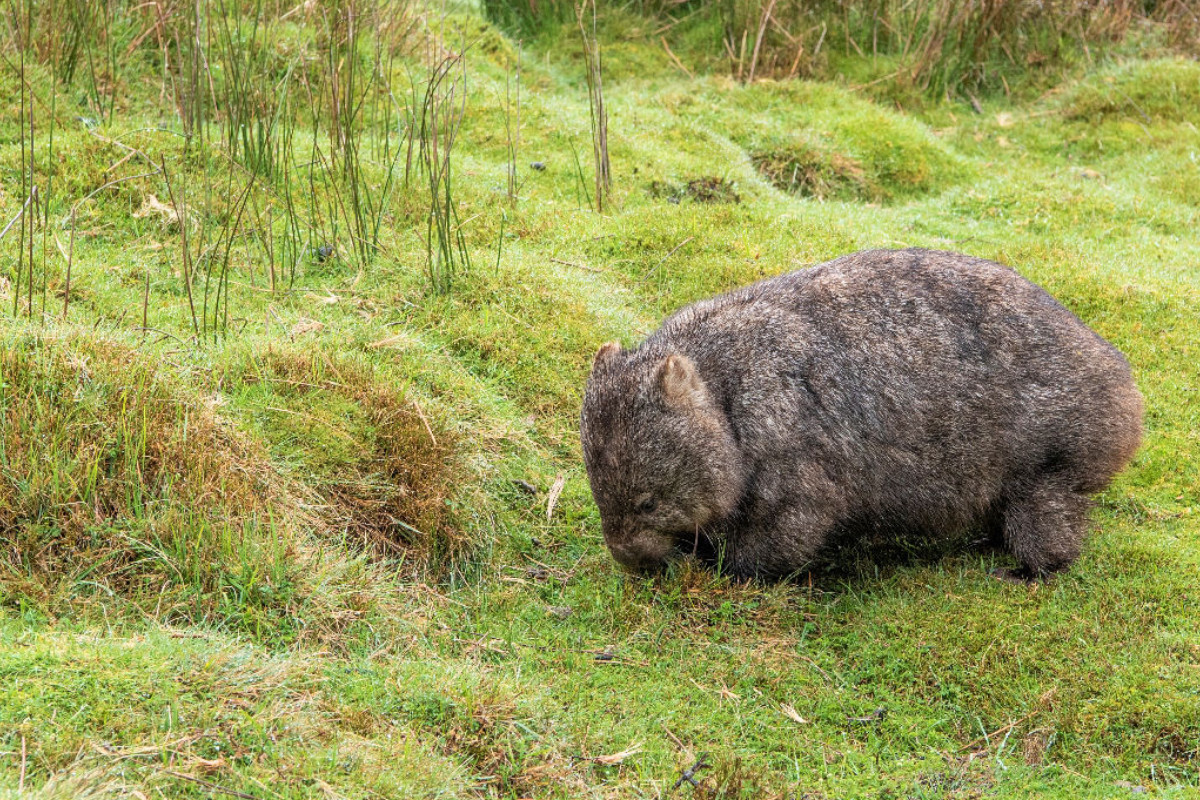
left=800, top=520, right=978, bottom=586
left=997, top=477, right=1091, bottom=582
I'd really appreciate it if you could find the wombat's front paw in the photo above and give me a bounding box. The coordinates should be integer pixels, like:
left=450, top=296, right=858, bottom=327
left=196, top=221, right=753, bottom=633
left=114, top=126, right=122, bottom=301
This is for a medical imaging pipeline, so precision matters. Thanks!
left=991, top=566, right=1038, bottom=584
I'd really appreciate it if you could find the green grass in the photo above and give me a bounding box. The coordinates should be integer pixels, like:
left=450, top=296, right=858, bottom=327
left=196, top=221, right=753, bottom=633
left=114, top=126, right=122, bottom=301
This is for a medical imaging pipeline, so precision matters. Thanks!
left=1, top=8, right=1199, bottom=799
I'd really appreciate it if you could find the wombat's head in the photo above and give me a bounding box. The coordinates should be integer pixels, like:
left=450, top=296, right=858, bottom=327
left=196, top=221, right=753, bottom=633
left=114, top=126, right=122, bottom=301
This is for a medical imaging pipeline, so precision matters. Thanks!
left=580, top=342, right=744, bottom=572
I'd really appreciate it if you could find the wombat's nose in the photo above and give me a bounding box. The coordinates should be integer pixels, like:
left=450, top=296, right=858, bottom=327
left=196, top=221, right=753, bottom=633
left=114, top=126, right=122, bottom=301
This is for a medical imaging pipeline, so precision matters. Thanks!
left=607, top=539, right=669, bottom=573
left=607, top=541, right=641, bottom=567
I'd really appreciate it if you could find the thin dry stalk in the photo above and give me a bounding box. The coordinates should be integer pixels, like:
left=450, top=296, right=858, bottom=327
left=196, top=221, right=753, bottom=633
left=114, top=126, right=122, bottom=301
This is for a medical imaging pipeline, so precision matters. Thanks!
left=577, top=0, right=610, bottom=213
left=63, top=207, right=75, bottom=319
left=0, top=193, right=33, bottom=243
left=160, top=157, right=200, bottom=340
left=26, top=187, right=38, bottom=321
left=15, top=0, right=29, bottom=320
left=141, top=267, right=150, bottom=335
left=747, top=0, right=778, bottom=83
left=504, top=41, right=522, bottom=203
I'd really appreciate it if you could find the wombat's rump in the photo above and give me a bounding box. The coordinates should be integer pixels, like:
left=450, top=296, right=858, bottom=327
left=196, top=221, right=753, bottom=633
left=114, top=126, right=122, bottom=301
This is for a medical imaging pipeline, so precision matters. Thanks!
left=580, top=248, right=1143, bottom=580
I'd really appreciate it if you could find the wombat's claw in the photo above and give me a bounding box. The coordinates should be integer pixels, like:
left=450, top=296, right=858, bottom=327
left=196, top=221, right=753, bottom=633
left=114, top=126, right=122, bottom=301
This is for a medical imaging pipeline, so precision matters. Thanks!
left=991, top=566, right=1034, bottom=584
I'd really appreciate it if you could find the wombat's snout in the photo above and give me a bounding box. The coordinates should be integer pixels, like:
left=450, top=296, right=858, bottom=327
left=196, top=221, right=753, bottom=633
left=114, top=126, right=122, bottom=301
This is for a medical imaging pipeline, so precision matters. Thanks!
left=605, top=530, right=676, bottom=572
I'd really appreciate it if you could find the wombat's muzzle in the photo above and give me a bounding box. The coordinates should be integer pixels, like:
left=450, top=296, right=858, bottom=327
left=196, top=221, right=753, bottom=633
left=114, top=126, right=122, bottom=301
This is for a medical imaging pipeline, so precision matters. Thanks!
left=606, top=534, right=676, bottom=573
left=608, top=544, right=665, bottom=573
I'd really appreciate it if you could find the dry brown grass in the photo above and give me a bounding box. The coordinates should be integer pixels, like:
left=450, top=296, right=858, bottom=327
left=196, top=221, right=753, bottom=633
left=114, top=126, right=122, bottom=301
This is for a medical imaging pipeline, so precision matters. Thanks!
left=717, top=0, right=1200, bottom=91
left=248, top=347, right=464, bottom=566
left=752, top=145, right=869, bottom=201
left=1158, top=0, right=1200, bottom=50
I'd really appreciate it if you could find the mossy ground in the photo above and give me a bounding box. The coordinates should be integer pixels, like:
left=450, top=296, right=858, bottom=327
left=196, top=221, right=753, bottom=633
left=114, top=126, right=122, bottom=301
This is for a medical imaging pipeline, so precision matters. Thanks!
left=1, top=9, right=1199, bottom=799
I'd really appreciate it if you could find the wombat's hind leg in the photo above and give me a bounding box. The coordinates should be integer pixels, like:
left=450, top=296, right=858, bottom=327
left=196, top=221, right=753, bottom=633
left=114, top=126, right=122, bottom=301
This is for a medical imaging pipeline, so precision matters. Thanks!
left=1002, top=480, right=1091, bottom=579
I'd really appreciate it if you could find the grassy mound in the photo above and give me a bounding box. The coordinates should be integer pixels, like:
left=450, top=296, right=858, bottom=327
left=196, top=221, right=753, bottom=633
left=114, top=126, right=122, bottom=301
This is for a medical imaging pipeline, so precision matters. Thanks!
left=751, top=141, right=870, bottom=201
left=1060, top=58, right=1200, bottom=124
left=0, top=331, right=437, bottom=644
left=0, top=330, right=286, bottom=591
left=671, top=80, right=971, bottom=203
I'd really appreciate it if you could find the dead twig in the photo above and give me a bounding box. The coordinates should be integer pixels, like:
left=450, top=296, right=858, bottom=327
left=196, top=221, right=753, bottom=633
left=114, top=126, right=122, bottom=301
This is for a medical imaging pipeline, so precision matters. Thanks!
left=411, top=397, right=438, bottom=447
left=798, top=654, right=835, bottom=684
left=661, top=36, right=693, bottom=77
left=590, top=742, right=642, bottom=765
left=550, top=256, right=604, bottom=273
left=0, top=191, right=34, bottom=242
left=161, top=770, right=257, bottom=800
left=959, top=707, right=1042, bottom=751
left=661, top=722, right=687, bottom=752
left=642, top=236, right=693, bottom=283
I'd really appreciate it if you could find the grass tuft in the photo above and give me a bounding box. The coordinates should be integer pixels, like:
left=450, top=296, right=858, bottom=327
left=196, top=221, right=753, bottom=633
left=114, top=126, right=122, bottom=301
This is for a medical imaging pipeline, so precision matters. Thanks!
left=0, top=330, right=441, bottom=647
left=650, top=176, right=742, bottom=204
left=752, top=144, right=869, bottom=201
left=0, top=329, right=282, bottom=584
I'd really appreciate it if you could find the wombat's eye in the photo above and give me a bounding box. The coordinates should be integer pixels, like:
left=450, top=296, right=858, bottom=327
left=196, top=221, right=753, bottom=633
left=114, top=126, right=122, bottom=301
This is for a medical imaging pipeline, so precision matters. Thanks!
left=635, top=496, right=658, bottom=515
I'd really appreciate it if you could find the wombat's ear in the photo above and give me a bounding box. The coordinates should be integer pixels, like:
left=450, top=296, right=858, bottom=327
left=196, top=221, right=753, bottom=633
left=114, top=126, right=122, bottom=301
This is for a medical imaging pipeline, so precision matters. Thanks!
left=656, top=353, right=706, bottom=409
left=592, top=341, right=622, bottom=370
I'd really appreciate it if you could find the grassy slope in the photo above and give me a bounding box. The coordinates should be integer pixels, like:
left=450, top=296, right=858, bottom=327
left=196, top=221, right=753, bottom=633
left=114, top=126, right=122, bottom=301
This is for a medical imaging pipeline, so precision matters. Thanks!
left=1, top=14, right=1199, bottom=799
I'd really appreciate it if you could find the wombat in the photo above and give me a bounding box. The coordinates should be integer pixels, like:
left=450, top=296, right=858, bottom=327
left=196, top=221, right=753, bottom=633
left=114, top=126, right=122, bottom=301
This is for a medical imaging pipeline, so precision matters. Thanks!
left=580, top=248, right=1143, bottom=580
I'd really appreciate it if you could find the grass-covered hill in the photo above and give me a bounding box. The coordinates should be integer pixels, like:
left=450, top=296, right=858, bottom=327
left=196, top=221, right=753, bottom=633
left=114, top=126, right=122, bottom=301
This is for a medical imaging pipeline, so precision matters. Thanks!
left=1, top=1, right=1198, bottom=797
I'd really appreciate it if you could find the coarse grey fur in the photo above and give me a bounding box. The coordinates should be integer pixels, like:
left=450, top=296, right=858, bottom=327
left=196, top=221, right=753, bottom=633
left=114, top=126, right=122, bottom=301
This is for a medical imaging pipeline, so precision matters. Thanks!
left=580, top=248, right=1143, bottom=580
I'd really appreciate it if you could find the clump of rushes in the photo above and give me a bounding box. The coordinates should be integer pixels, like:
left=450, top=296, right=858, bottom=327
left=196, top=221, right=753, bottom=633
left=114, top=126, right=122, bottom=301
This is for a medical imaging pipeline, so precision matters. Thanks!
left=417, top=38, right=472, bottom=294
left=480, top=0, right=1196, bottom=95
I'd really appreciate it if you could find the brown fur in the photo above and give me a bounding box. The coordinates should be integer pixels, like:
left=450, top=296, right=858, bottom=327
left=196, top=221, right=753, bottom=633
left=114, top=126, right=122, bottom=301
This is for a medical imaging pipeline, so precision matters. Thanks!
left=580, top=248, right=1143, bottom=580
